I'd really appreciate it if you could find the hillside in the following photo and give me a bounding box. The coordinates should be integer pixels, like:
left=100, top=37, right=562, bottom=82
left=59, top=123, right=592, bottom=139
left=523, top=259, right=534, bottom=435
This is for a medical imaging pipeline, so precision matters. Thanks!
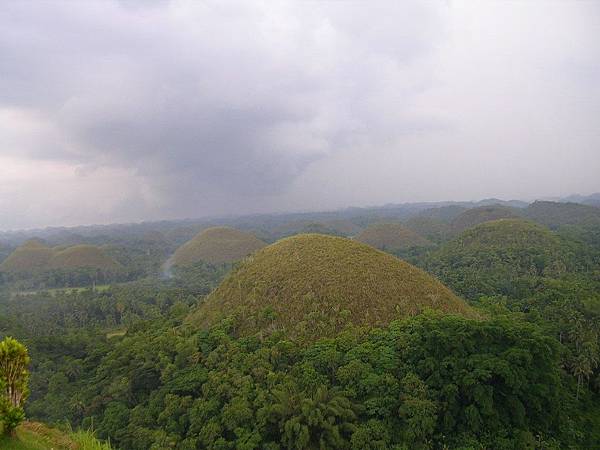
left=404, top=217, right=451, bottom=243
left=411, top=205, right=468, bottom=222
left=187, top=234, right=476, bottom=340
left=49, top=245, right=121, bottom=271
left=450, top=204, right=521, bottom=234
left=354, top=223, right=434, bottom=252
left=172, top=227, right=267, bottom=266
left=272, top=219, right=362, bottom=239
left=427, top=219, right=569, bottom=299
left=0, top=422, right=111, bottom=450
left=0, top=240, right=55, bottom=274
left=524, top=200, right=600, bottom=228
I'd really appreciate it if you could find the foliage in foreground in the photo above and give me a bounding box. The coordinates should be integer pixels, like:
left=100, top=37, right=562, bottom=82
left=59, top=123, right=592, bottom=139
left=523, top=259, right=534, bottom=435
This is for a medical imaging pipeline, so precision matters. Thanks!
left=0, top=337, right=30, bottom=436
left=29, top=312, right=582, bottom=449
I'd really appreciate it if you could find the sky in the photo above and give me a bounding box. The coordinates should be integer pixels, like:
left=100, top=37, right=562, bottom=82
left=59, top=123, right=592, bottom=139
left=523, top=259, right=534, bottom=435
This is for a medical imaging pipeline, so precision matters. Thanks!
left=1, top=0, right=599, bottom=230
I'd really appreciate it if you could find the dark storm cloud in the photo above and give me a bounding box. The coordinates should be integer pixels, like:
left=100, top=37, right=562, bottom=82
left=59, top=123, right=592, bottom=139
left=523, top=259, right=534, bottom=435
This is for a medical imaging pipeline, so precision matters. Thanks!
left=0, top=0, right=443, bottom=222
left=1, top=1, right=599, bottom=229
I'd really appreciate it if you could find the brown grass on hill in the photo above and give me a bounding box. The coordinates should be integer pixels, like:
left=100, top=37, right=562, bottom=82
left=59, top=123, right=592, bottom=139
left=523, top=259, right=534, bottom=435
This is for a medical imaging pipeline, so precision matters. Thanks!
left=0, top=240, right=55, bottom=273
left=172, top=226, right=267, bottom=266
left=49, top=245, right=121, bottom=270
left=186, top=234, right=477, bottom=341
left=355, top=223, right=434, bottom=252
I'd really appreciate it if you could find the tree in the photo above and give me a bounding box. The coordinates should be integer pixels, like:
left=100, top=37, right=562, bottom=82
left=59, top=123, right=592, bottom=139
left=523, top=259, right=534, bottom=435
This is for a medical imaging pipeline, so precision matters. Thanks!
left=0, top=337, right=30, bottom=436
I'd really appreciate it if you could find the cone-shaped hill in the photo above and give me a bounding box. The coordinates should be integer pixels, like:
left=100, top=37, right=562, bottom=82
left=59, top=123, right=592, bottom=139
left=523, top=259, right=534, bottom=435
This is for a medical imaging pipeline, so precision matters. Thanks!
left=172, top=227, right=267, bottom=266
left=355, top=223, right=434, bottom=252
left=49, top=245, right=121, bottom=271
left=186, top=234, right=477, bottom=340
left=450, top=204, right=521, bottom=235
left=427, top=219, right=570, bottom=299
left=0, top=239, right=55, bottom=273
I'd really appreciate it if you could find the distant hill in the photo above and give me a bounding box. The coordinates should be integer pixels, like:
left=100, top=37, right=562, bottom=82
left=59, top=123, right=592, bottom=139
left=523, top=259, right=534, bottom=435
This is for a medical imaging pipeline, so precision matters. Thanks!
left=404, top=217, right=451, bottom=243
left=172, top=227, right=267, bottom=266
left=49, top=245, right=121, bottom=271
left=187, top=234, right=477, bottom=340
left=0, top=241, right=121, bottom=275
left=427, top=219, right=569, bottom=299
left=450, top=204, right=521, bottom=235
left=271, top=219, right=362, bottom=239
left=0, top=239, right=56, bottom=274
left=355, top=223, right=434, bottom=252
left=524, top=201, right=600, bottom=229
left=412, top=205, right=469, bottom=222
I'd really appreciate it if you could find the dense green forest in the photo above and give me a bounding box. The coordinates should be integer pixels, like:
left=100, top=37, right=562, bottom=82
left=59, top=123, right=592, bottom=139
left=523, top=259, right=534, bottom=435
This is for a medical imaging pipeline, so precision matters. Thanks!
left=1, top=202, right=600, bottom=449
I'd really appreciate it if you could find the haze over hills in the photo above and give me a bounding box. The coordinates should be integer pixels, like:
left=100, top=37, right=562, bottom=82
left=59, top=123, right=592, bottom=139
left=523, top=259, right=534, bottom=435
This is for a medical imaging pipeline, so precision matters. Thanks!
left=449, top=204, right=522, bottom=235
left=187, top=234, right=477, bottom=340
left=355, top=223, right=434, bottom=253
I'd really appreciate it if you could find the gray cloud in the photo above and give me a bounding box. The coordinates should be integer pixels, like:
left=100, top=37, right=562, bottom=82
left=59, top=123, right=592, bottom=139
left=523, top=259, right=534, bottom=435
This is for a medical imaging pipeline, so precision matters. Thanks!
left=0, top=0, right=599, bottom=229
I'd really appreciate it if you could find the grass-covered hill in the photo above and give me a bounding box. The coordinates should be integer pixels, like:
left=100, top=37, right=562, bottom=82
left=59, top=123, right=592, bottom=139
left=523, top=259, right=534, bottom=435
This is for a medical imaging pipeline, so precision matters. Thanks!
left=404, top=217, right=451, bottom=243
left=427, top=219, right=570, bottom=299
left=271, top=219, right=362, bottom=239
left=0, top=240, right=56, bottom=274
left=187, top=234, right=477, bottom=340
left=0, top=241, right=121, bottom=275
left=524, top=200, right=600, bottom=229
left=412, top=205, right=468, bottom=222
left=449, top=204, right=521, bottom=235
left=172, top=226, right=267, bottom=266
left=354, top=222, right=434, bottom=252
left=49, top=245, right=121, bottom=271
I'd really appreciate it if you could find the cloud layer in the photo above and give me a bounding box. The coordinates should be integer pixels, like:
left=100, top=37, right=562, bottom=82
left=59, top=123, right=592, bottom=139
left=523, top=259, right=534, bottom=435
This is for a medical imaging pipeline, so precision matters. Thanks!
left=1, top=0, right=599, bottom=229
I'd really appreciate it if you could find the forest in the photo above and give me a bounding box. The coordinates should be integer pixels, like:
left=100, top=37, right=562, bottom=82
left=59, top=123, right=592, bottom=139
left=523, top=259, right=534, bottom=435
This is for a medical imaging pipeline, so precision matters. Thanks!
left=1, top=200, right=600, bottom=449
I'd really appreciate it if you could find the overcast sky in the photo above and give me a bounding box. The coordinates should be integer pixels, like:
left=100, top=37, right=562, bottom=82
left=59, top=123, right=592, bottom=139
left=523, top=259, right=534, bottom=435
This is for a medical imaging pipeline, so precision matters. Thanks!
left=1, top=0, right=599, bottom=230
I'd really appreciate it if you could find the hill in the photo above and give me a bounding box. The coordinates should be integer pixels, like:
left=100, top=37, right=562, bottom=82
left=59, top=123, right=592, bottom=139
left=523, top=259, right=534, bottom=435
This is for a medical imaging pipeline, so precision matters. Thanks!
left=411, top=205, right=468, bottom=222
left=427, top=219, right=569, bottom=299
left=450, top=204, right=521, bottom=234
left=0, top=240, right=56, bottom=274
left=404, top=217, right=451, bottom=243
left=354, top=223, right=434, bottom=252
left=271, top=219, right=362, bottom=239
left=172, top=227, right=267, bottom=266
left=524, top=200, right=600, bottom=228
left=187, top=234, right=477, bottom=340
left=49, top=245, right=121, bottom=271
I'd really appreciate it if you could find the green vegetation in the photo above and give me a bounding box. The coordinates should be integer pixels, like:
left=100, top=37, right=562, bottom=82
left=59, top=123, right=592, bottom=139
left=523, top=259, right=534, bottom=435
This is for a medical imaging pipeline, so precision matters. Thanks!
left=427, top=219, right=569, bottom=299
left=355, top=222, right=434, bottom=254
left=0, top=242, right=124, bottom=292
left=172, top=227, right=266, bottom=266
left=1, top=208, right=600, bottom=449
left=187, top=234, right=476, bottom=340
left=404, top=216, right=451, bottom=243
left=272, top=220, right=362, bottom=239
left=0, top=337, right=29, bottom=436
left=449, top=204, right=521, bottom=235
left=0, top=241, right=55, bottom=275
left=49, top=245, right=121, bottom=272
left=0, top=422, right=112, bottom=450
left=524, top=200, right=600, bottom=228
